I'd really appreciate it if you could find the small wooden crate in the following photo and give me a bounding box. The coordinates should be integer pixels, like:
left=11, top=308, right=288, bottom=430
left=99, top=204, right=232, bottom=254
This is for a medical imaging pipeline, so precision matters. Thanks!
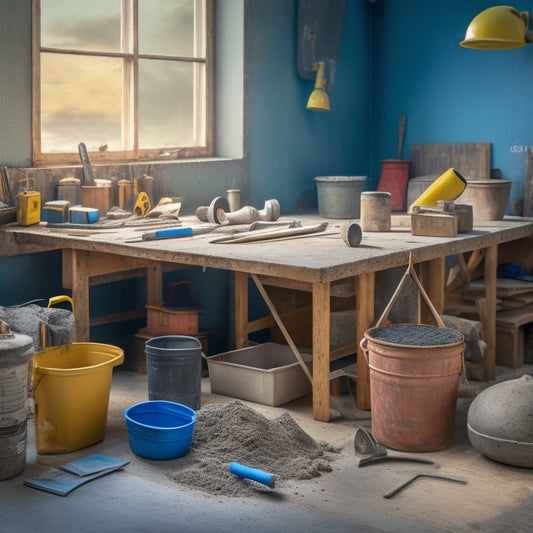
left=494, top=305, right=533, bottom=368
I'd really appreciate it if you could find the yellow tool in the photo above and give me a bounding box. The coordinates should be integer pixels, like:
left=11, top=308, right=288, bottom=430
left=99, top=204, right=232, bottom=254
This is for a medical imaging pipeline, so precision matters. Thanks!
left=408, top=168, right=467, bottom=213
left=16, top=173, right=41, bottom=226
left=133, top=192, right=151, bottom=217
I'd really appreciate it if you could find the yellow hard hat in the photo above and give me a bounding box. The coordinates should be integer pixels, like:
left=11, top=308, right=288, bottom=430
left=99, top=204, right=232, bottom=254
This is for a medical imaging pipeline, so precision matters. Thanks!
left=460, top=6, right=528, bottom=50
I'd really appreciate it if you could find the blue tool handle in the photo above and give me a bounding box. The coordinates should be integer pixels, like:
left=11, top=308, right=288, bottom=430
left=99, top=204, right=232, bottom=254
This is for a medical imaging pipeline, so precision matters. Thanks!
left=142, top=227, right=193, bottom=241
left=229, top=462, right=276, bottom=488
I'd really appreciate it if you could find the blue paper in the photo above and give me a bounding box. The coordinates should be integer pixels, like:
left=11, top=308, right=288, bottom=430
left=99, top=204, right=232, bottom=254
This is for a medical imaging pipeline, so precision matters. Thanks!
left=24, top=454, right=129, bottom=496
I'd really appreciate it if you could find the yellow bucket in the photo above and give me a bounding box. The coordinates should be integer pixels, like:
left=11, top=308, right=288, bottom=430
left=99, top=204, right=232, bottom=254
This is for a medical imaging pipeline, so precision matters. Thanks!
left=32, top=342, right=124, bottom=454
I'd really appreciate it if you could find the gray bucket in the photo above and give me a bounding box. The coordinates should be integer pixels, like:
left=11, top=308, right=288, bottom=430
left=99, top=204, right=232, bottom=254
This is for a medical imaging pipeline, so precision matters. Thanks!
left=0, top=325, right=34, bottom=480
left=145, top=335, right=202, bottom=410
left=314, top=176, right=367, bottom=218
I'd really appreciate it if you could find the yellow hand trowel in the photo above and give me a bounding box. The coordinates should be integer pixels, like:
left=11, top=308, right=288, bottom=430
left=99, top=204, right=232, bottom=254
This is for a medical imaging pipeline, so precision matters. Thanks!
left=133, top=192, right=151, bottom=217
left=408, top=168, right=467, bottom=214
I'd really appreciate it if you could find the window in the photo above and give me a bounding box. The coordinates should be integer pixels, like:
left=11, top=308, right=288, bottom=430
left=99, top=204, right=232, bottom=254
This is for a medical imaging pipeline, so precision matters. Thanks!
left=32, top=0, right=214, bottom=165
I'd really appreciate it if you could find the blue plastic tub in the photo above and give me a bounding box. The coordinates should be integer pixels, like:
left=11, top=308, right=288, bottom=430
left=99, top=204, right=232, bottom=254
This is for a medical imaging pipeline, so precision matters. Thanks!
left=124, top=401, right=196, bottom=460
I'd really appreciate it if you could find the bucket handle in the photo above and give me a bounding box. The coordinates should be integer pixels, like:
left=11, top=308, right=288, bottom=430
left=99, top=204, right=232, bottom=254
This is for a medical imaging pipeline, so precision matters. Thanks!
left=375, top=252, right=445, bottom=329
left=47, top=295, right=75, bottom=315
left=360, top=338, right=369, bottom=364
left=39, top=295, right=75, bottom=351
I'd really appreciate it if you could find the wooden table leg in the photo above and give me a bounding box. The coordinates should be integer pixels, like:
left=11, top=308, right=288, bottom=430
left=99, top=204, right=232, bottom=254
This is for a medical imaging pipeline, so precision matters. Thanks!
left=312, top=281, right=330, bottom=421
left=484, top=244, right=498, bottom=381
left=70, top=249, right=90, bottom=342
left=419, top=257, right=445, bottom=323
left=356, top=272, right=374, bottom=410
left=234, top=271, right=249, bottom=349
left=146, top=263, right=163, bottom=305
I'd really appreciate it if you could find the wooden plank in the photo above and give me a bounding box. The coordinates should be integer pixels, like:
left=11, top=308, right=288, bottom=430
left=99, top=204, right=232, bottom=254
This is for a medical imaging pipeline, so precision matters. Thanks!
left=90, top=308, right=146, bottom=327
left=495, top=303, right=533, bottom=327
left=484, top=244, right=498, bottom=381
left=70, top=249, right=90, bottom=341
left=251, top=274, right=313, bottom=384
left=234, top=271, right=249, bottom=349
left=495, top=327, right=524, bottom=368
left=312, top=282, right=330, bottom=421
left=464, top=278, right=533, bottom=298
left=146, top=263, right=162, bottom=306
left=256, top=275, right=312, bottom=292
left=62, top=249, right=165, bottom=288
left=409, top=143, right=491, bottom=180
left=499, top=293, right=533, bottom=308
left=419, top=257, right=445, bottom=324
left=356, top=272, right=374, bottom=410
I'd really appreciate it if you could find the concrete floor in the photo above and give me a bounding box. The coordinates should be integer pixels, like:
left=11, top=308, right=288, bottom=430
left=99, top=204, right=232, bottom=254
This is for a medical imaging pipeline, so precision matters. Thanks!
left=2, top=364, right=533, bottom=533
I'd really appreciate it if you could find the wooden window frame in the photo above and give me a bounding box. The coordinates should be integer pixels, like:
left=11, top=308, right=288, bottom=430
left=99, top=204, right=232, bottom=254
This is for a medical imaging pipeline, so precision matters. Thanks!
left=31, top=0, right=214, bottom=166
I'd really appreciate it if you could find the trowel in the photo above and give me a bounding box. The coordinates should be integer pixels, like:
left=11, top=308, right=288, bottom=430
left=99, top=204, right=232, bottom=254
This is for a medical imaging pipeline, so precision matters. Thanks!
left=354, top=427, right=435, bottom=467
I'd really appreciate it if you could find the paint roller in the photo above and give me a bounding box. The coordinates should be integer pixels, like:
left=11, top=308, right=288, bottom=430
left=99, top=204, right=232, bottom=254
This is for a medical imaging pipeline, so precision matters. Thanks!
left=408, top=168, right=467, bottom=213
left=229, top=462, right=276, bottom=489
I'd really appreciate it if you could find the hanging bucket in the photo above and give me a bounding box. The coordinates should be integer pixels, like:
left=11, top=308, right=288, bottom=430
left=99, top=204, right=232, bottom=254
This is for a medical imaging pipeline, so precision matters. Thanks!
left=361, top=255, right=465, bottom=452
left=145, top=335, right=202, bottom=411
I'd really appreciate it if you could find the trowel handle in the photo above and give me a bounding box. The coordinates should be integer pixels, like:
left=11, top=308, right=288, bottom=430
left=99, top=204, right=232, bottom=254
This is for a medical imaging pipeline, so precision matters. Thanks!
left=142, top=227, right=193, bottom=241
left=229, top=462, right=276, bottom=488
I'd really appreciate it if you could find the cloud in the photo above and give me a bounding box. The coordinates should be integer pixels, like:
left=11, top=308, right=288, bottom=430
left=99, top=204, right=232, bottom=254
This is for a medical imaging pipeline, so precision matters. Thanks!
left=44, top=15, right=120, bottom=51
left=41, top=54, right=122, bottom=119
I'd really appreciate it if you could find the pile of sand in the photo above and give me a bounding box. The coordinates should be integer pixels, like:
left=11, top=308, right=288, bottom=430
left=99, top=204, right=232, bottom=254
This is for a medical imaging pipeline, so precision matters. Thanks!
left=167, top=400, right=341, bottom=497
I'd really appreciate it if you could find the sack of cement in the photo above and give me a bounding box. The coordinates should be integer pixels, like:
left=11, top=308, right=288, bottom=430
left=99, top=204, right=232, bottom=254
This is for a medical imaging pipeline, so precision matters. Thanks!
left=0, top=303, right=74, bottom=351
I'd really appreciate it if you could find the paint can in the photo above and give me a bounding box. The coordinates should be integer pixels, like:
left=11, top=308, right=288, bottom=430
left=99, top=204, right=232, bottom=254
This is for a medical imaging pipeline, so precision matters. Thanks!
left=57, top=176, right=81, bottom=206
left=0, top=321, right=34, bottom=480
left=145, top=335, right=202, bottom=411
left=226, top=189, right=240, bottom=212
left=377, top=160, right=409, bottom=211
left=360, top=191, right=391, bottom=231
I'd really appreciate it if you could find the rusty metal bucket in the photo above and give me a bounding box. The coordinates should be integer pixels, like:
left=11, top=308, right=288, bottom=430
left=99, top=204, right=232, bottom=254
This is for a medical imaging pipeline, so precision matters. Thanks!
left=361, top=254, right=465, bottom=452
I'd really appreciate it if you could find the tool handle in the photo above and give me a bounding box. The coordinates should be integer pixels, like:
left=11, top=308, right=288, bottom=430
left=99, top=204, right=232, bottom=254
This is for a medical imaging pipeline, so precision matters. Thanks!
left=229, top=462, right=276, bottom=488
left=142, top=227, right=193, bottom=241
left=78, top=142, right=95, bottom=186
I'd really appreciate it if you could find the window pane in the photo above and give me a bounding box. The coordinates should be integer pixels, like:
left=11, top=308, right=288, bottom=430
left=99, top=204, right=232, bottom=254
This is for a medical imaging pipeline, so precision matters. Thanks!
left=41, top=53, right=123, bottom=153
left=41, top=0, right=121, bottom=53
left=139, top=59, right=204, bottom=148
left=139, top=0, right=204, bottom=57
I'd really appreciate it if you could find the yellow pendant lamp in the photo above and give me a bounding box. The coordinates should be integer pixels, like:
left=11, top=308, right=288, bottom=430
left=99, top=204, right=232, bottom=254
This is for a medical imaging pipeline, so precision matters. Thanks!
left=306, top=61, right=330, bottom=111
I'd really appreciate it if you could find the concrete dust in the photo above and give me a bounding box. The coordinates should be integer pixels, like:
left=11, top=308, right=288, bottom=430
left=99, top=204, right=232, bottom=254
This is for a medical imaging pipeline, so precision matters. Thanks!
left=167, top=400, right=341, bottom=497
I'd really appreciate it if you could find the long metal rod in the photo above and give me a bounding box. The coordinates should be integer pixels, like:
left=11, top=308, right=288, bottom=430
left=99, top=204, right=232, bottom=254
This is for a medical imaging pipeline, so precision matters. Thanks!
left=250, top=273, right=313, bottom=384
left=383, top=474, right=467, bottom=499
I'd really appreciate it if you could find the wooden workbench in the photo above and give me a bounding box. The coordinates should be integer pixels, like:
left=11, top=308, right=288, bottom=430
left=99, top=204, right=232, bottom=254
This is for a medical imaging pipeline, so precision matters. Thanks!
left=2, top=214, right=533, bottom=421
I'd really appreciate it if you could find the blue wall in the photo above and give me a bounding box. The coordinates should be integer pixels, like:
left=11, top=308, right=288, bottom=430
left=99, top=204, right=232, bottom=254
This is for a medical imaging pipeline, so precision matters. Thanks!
left=246, top=0, right=371, bottom=211
left=370, top=0, right=533, bottom=213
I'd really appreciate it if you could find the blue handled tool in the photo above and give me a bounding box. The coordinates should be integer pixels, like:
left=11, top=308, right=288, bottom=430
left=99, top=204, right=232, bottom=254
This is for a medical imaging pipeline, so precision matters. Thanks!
left=229, top=462, right=276, bottom=488
left=142, top=227, right=194, bottom=241
left=126, top=224, right=218, bottom=242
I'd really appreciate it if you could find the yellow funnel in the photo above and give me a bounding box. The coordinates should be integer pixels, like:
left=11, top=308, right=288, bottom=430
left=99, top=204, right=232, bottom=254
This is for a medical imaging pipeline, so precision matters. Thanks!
left=408, top=168, right=467, bottom=213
